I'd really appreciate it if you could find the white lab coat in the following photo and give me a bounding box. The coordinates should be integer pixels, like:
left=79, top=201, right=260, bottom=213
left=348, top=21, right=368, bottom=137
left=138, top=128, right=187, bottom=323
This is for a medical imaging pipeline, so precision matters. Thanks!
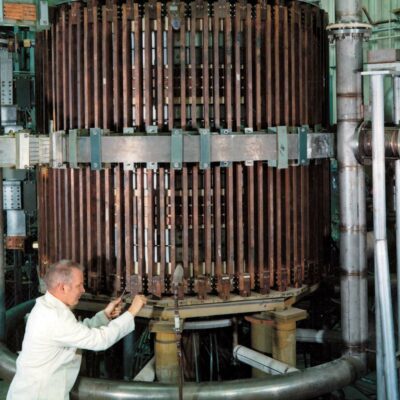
left=7, top=291, right=135, bottom=400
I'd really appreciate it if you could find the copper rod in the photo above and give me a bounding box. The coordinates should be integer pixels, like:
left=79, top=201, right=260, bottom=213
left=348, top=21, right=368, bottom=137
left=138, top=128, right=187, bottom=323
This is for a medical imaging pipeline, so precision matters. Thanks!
left=122, top=4, right=133, bottom=128
left=124, top=170, right=133, bottom=292
left=113, top=3, right=123, bottom=131
left=214, top=166, right=222, bottom=277
left=182, top=166, right=190, bottom=279
left=204, top=169, right=212, bottom=276
left=169, top=168, right=176, bottom=275
left=192, top=165, right=199, bottom=276
left=159, top=168, right=166, bottom=281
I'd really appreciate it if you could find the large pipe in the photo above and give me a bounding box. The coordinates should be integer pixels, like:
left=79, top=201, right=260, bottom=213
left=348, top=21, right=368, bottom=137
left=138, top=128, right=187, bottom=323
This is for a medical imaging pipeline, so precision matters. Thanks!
left=0, top=340, right=364, bottom=400
left=233, top=345, right=298, bottom=375
left=0, top=167, right=5, bottom=342
left=335, top=0, right=368, bottom=362
left=371, top=73, right=399, bottom=400
left=295, top=329, right=342, bottom=344
left=0, top=301, right=366, bottom=399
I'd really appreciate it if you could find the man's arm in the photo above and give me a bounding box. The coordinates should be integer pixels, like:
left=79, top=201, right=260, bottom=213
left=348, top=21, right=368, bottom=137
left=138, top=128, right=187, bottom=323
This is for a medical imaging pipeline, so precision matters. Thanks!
left=82, top=298, right=123, bottom=329
left=52, top=295, right=146, bottom=351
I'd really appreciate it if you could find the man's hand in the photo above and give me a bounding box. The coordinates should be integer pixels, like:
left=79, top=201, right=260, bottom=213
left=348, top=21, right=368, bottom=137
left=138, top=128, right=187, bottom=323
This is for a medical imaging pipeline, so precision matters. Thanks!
left=128, top=295, right=147, bottom=317
left=104, top=297, right=123, bottom=320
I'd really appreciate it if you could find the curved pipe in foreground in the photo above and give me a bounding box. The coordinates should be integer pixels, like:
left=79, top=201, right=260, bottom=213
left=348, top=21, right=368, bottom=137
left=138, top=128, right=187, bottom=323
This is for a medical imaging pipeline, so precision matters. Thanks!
left=0, top=302, right=365, bottom=400
left=0, top=341, right=364, bottom=400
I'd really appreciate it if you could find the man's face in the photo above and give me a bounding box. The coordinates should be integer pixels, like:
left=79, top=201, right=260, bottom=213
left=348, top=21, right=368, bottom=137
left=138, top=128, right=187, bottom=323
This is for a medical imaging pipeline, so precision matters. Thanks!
left=63, top=268, right=85, bottom=307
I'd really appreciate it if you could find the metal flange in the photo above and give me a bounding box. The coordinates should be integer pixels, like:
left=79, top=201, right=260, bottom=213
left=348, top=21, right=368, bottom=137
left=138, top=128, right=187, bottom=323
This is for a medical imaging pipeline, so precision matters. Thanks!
left=327, top=22, right=372, bottom=42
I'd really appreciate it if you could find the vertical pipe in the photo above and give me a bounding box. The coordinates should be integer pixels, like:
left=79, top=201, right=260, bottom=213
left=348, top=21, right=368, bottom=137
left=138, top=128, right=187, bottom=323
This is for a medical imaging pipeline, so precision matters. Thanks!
left=371, top=73, right=399, bottom=400
left=335, top=0, right=368, bottom=364
left=0, top=168, right=5, bottom=342
left=396, top=160, right=400, bottom=351
left=375, top=260, right=386, bottom=400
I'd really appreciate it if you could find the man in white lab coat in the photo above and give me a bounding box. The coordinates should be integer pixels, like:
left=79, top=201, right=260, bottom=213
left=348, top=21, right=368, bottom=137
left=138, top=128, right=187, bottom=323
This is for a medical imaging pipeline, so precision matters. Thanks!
left=7, top=259, right=146, bottom=400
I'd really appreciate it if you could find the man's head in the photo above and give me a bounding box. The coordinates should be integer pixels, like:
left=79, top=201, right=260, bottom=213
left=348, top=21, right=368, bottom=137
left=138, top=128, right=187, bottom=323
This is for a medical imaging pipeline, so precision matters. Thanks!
left=44, top=260, right=85, bottom=307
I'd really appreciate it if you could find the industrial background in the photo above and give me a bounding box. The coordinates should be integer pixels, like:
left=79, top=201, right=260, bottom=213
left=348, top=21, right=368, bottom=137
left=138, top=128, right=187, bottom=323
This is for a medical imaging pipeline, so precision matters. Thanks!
left=0, top=0, right=399, bottom=398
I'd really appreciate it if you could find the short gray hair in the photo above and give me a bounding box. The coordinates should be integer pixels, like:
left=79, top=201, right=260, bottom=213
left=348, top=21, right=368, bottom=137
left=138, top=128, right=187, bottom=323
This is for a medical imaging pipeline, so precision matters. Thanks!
left=44, top=260, right=83, bottom=290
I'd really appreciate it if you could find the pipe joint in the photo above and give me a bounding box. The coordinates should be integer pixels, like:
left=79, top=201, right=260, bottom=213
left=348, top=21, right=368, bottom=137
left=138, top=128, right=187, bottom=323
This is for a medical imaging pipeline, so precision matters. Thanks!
left=327, top=23, right=371, bottom=43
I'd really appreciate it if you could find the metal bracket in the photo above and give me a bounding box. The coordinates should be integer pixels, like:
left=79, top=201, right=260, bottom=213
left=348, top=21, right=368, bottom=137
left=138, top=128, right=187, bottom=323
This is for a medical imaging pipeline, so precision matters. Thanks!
left=39, top=0, right=49, bottom=27
left=68, top=129, right=78, bottom=168
left=171, top=129, right=183, bottom=170
left=90, top=128, right=102, bottom=170
left=50, top=130, right=65, bottom=168
left=269, top=126, right=288, bottom=169
left=220, top=128, right=232, bottom=167
left=244, top=127, right=254, bottom=166
left=298, top=125, right=309, bottom=166
left=15, top=131, right=30, bottom=170
left=123, top=127, right=135, bottom=170
left=200, top=129, right=211, bottom=169
left=146, top=125, right=158, bottom=169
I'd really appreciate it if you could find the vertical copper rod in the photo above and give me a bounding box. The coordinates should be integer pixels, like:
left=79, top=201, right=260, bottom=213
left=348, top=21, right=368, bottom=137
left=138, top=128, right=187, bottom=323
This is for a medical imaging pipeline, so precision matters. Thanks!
left=204, top=169, right=212, bottom=276
left=78, top=168, right=87, bottom=271
left=233, top=3, right=241, bottom=130
left=267, top=167, right=275, bottom=288
left=143, top=3, right=152, bottom=127
left=137, top=167, right=145, bottom=281
left=37, top=169, right=44, bottom=269
left=167, top=4, right=174, bottom=130
left=146, top=169, right=154, bottom=283
left=212, top=4, right=220, bottom=129
left=235, top=164, right=244, bottom=274
left=169, top=168, right=176, bottom=275
left=51, top=24, right=57, bottom=129
left=303, top=6, right=309, bottom=126
left=159, top=168, right=166, bottom=281
left=114, top=165, right=124, bottom=293
left=298, top=6, right=304, bottom=124
left=247, top=165, right=255, bottom=288
left=273, top=5, right=280, bottom=126
left=214, top=166, right=222, bottom=277
left=76, top=4, right=84, bottom=129
left=225, top=4, right=232, bottom=130
left=290, top=4, right=297, bottom=126
left=255, top=4, right=262, bottom=130
left=105, top=168, right=114, bottom=292
left=300, top=165, right=306, bottom=282
left=56, top=13, right=63, bottom=130
left=95, top=170, right=105, bottom=292
left=245, top=2, right=253, bottom=129
left=113, top=3, right=123, bottom=131
left=69, top=5, right=78, bottom=129
left=179, top=4, right=187, bottom=128
left=275, top=169, right=283, bottom=289
left=124, top=170, right=133, bottom=292
left=59, top=170, right=66, bottom=259
left=192, top=165, right=199, bottom=276
left=256, top=162, right=265, bottom=290
left=156, top=2, right=164, bottom=128
left=70, top=168, right=79, bottom=262
left=226, top=166, right=234, bottom=276
left=51, top=170, right=58, bottom=263
left=292, top=166, right=299, bottom=287
left=190, top=6, right=197, bottom=129
left=86, top=168, right=94, bottom=288
left=266, top=5, right=272, bottom=127
left=203, top=11, right=210, bottom=128
left=61, top=8, right=69, bottom=130
left=102, top=5, right=112, bottom=129
left=93, top=4, right=102, bottom=127
left=84, top=7, right=94, bottom=128
left=63, top=170, right=71, bottom=260
left=122, top=4, right=133, bottom=128
left=182, top=166, right=190, bottom=279
left=133, top=3, right=143, bottom=128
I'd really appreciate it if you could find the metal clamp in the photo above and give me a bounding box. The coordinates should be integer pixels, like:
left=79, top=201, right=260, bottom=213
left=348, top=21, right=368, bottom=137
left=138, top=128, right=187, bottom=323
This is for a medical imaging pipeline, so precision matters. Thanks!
left=15, top=131, right=30, bottom=170
left=146, top=125, right=158, bottom=169
left=50, top=130, right=65, bottom=168
left=269, top=126, right=288, bottom=169
left=244, top=127, right=254, bottom=166
left=298, top=125, right=309, bottom=166
left=199, top=128, right=210, bottom=169
left=171, top=129, right=183, bottom=170
left=220, top=128, right=232, bottom=167
left=327, top=22, right=372, bottom=43
left=90, top=128, right=102, bottom=170
left=68, top=130, right=78, bottom=168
